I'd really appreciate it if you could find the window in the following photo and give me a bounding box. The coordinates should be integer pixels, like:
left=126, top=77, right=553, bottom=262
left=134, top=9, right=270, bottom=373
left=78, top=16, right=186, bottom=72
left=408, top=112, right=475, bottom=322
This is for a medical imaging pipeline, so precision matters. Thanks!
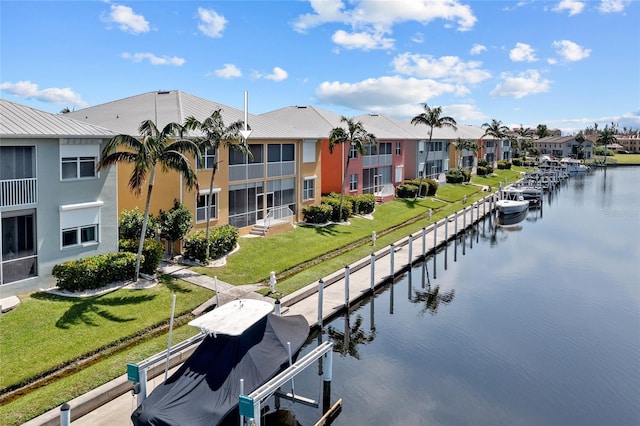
left=396, top=142, right=402, bottom=156
left=379, top=143, right=392, bottom=155
left=349, top=144, right=358, bottom=159
left=60, top=143, right=99, bottom=180
left=303, top=141, right=316, bottom=163
left=62, top=157, right=96, bottom=179
left=196, top=192, right=218, bottom=222
left=62, top=224, right=98, bottom=247
left=303, top=177, right=315, bottom=200
left=350, top=174, right=358, bottom=191
left=59, top=201, right=103, bottom=249
left=268, top=144, right=295, bottom=163
left=1, top=146, right=36, bottom=179
left=198, top=147, right=216, bottom=170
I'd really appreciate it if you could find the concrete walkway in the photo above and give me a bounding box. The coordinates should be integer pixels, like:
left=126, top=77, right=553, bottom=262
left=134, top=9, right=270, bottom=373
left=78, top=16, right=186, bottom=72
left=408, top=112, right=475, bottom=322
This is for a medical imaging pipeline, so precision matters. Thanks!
left=24, top=194, right=498, bottom=426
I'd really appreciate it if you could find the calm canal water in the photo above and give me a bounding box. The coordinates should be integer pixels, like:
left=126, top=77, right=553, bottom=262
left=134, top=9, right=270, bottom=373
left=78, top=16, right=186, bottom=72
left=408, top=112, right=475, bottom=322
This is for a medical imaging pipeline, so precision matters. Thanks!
left=279, top=166, right=640, bottom=426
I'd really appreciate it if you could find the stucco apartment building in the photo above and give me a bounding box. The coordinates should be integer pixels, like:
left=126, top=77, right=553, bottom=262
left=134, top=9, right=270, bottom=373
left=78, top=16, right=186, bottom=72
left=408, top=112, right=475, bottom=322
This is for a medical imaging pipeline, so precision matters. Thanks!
left=67, top=90, right=323, bottom=238
left=0, top=100, right=119, bottom=297
left=262, top=106, right=416, bottom=202
left=532, top=135, right=594, bottom=159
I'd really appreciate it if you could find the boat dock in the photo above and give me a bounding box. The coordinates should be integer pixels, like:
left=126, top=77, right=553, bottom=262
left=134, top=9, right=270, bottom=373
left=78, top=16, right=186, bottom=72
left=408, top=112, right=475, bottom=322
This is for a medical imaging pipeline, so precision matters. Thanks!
left=26, top=192, right=501, bottom=426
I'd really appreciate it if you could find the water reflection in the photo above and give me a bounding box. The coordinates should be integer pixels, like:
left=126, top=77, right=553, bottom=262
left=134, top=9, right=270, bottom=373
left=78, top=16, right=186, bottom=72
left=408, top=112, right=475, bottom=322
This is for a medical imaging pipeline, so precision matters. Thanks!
left=327, top=314, right=375, bottom=360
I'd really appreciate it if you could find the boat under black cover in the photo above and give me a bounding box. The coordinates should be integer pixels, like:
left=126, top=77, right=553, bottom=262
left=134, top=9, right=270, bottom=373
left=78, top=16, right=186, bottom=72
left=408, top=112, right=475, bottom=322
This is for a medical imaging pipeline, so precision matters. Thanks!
left=131, top=313, right=309, bottom=426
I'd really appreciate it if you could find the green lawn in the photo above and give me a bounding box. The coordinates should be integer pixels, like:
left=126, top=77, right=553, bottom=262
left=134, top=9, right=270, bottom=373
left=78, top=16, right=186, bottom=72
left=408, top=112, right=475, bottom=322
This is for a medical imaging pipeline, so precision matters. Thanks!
left=0, top=168, right=523, bottom=425
left=0, top=276, right=213, bottom=390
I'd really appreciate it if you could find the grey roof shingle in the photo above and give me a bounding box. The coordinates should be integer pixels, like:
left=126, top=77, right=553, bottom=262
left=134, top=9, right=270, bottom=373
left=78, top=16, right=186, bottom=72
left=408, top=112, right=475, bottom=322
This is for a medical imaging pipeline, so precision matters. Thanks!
left=65, top=91, right=318, bottom=140
left=1, top=99, right=117, bottom=138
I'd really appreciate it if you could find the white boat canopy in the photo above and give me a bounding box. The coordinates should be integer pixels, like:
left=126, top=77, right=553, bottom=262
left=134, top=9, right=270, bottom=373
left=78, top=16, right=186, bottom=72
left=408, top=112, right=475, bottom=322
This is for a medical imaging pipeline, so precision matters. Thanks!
left=188, top=299, right=273, bottom=337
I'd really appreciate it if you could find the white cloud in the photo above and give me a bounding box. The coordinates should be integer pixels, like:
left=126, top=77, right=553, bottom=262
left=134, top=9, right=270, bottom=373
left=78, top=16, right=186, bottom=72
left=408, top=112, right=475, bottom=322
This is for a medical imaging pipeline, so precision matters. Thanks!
left=599, top=0, right=630, bottom=13
left=443, top=104, right=488, bottom=122
left=0, top=80, right=88, bottom=107
left=214, top=64, right=242, bottom=79
left=332, top=30, right=394, bottom=50
left=470, top=44, right=487, bottom=55
left=197, top=7, right=227, bottom=38
left=392, top=53, right=491, bottom=85
left=509, top=43, right=537, bottom=62
left=411, top=32, right=424, bottom=44
left=294, top=0, right=477, bottom=50
left=552, top=40, right=591, bottom=61
left=490, top=70, right=551, bottom=98
left=264, top=67, right=289, bottom=82
left=253, top=67, right=289, bottom=82
left=103, top=4, right=150, bottom=34
left=552, top=0, right=585, bottom=16
left=121, top=52, right=185, bottom=66
left=316, top=75, right=457, bottom=114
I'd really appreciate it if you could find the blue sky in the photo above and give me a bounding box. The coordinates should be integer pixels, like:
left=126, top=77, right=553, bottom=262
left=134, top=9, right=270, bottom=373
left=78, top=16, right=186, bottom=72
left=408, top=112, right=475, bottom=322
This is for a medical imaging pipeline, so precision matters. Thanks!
left=1, top=0, right=638, bottom=134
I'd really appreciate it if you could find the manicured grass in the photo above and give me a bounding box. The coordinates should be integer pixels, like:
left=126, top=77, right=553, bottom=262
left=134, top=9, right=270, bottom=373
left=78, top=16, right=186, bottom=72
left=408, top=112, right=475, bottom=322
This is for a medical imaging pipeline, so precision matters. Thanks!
left=0, top=276, right=213, bottom=390
left=0, top=325, right=201, bottom=426
left=611, top=153, right=640, bottom=164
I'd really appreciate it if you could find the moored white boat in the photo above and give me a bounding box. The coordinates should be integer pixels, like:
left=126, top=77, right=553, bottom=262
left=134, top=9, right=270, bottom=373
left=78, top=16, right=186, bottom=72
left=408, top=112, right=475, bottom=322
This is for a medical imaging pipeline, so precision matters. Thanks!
left=497, top=188, right=530, bottom=215
left=560, top=157, right=589, bottom=173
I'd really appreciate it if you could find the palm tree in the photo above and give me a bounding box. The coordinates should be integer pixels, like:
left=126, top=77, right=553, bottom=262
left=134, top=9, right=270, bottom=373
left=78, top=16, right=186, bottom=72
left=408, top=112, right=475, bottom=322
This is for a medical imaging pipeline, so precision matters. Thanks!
left=574, top=131, right=586, bottom=159
left=481, top=119, right=509, bottom=167
left=184, top=109, right=249, bottom=260
left=97, top=120, right=200, bottom=281
left=328, top=117, right=377, bottom=221
left=515, top=125, right=533, bottom=158
left=411, top=103, right=457, bottom=200
left=596, top=126, right=617, bottom=166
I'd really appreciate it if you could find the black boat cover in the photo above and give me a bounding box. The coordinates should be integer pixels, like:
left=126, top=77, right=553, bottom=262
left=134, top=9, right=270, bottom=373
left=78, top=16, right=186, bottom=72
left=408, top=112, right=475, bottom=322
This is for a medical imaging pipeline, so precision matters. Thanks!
left=131, top=313, right=309, bottom=426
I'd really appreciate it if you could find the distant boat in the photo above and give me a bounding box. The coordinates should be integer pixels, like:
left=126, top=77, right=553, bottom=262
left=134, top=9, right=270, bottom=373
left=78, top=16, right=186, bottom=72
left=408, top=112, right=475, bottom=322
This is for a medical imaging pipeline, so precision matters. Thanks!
left=560, top=157, right=589, bottom=174
left=131, top=299, right=309, bottom=426
left=496, top=188, right=529, bottom=215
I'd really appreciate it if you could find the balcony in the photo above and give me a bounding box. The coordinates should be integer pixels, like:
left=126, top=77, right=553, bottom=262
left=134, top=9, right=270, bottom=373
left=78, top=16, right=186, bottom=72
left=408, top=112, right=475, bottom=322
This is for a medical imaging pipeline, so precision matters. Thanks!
left=1, top=178, right=37, bottom=208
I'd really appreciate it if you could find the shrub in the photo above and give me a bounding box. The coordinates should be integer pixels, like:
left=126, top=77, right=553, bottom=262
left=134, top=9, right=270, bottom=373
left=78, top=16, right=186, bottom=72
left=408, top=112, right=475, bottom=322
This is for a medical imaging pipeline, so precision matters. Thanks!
left=396, top=183, right=418, bottom=198
left=119, top=238, right=164, bottom=275
left=183, top=225, right=239, bottom=263
left=321, top=196, right=352, bottom=222
left=209, top=225, right=239, bottom=260
left=159, top=200, right=193, bottom=245
left=183, top=231, right=209, bottom=263
left=512, top=158, right=522, bottom=167
left=119, top=208, right=157, bottom=240
left=350, top=194, right=376, bottom=215
left=477, top=166, right=488, bottom=176
left=52, top=252, right=137, bottom=292
left=445, top=168, right=471, bottom=184
left=405, top=178, right=438, bottom=196
left=303, top=204, right=333, bottom=224
left=497, top=160, right=512, bottom=170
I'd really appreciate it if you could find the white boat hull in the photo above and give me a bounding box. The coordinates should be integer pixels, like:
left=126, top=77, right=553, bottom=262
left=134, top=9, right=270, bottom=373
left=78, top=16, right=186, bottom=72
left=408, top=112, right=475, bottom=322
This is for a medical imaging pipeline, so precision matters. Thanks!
left=496, top=199, right=529, bottom=214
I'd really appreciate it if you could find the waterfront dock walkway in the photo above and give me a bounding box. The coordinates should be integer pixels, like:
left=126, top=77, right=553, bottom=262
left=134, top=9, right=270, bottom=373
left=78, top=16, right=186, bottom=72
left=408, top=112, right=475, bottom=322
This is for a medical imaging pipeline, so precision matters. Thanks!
left=25, top=194, right=497, bottom=426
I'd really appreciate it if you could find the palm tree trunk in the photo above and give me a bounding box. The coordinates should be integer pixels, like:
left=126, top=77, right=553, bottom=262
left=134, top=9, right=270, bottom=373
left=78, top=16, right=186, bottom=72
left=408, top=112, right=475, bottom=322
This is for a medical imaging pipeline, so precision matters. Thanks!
left=136, top=166, right=156, bottom=281
left=338, top=156, right=351, bottom=222
left=204, top=165, right=217, bottom=261
left=414, top=133, right=433, bottom=201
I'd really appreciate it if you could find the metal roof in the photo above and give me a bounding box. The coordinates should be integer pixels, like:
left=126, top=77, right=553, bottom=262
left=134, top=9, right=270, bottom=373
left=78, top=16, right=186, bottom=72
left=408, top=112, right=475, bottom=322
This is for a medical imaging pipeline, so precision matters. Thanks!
left=65, top=91, right=318, bottom=140
left=1, top=99, right=117, bottom=138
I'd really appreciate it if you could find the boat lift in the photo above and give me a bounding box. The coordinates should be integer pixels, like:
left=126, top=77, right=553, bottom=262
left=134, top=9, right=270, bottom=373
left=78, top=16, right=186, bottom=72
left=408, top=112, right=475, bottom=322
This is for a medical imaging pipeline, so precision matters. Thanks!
left=239, top=340, right=335, bottom=426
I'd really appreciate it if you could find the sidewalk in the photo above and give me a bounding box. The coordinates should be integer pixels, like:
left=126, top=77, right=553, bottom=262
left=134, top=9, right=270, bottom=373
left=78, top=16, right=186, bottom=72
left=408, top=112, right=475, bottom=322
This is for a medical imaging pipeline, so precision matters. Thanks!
left=24, top=194, right=498, bottom=426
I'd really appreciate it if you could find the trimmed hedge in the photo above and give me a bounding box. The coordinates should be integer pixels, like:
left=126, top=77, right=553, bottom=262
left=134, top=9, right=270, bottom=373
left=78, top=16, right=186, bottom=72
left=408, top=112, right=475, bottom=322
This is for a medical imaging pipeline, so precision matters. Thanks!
left=119, top=238, right=164, bottom=275
left=445, top=168, right=471, bottom=184
left=349, top=193, right=376, bottom=215
left=497, top=160, right=512, bottom=169
left=303, top=204, right=333, bottom=224
left=183, top=224, right=239, bottom=263
left=405, top=178, right=438, bottom=196
left=396, top=183, right=419, bottom=198
left=52, top=252, right=137, bottom=292
left=321, top=196, right=352, bottom=222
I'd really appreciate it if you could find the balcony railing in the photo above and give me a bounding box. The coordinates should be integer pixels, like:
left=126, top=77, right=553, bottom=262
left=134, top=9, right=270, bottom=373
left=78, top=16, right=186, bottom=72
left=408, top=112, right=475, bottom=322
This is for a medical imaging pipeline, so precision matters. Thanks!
left=1, top=178, right=37, bottom=207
